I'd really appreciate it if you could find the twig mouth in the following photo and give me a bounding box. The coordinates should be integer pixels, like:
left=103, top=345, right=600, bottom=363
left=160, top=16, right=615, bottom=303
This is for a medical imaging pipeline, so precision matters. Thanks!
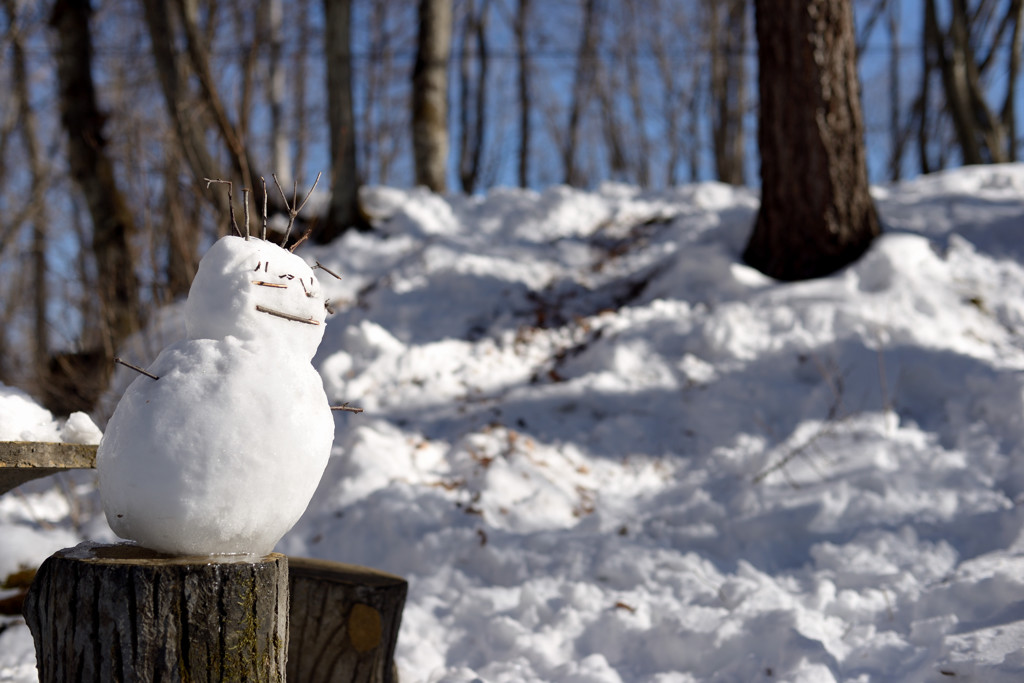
left=255, top=305, right=321, bottom=325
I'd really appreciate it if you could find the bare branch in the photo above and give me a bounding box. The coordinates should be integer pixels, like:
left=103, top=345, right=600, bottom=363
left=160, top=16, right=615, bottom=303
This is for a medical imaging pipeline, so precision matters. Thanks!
left=330, top=403, right=364, bottom=414
left=314, top=261, right=343, bottom=280
left=273, top=171, right=322, bottom=246
left=288, top=223, right=316, bottom=253
left=203, top=178, right=241, bottom=237
left=261, top=176, right=268, bottom=240
left=242, top=187, right=251, bottom=240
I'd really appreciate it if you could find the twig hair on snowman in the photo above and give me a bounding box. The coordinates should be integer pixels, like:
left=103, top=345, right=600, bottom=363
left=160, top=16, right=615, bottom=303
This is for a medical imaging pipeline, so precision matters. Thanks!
left=97, top=175, right=348, bottom=557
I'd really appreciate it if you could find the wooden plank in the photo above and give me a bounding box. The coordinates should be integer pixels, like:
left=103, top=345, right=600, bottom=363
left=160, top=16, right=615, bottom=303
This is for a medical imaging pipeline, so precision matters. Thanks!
left=0, top=441, right=97, bottom=494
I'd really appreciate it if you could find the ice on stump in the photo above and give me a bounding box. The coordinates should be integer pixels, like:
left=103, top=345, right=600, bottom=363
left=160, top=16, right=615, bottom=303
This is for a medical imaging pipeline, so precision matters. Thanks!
left=97, top=236, right=335, bottom=556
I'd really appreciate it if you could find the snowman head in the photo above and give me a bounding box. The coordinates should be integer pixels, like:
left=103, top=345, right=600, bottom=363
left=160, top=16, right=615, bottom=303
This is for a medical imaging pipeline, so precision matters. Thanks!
left=185, top=236, right=327, bottom=359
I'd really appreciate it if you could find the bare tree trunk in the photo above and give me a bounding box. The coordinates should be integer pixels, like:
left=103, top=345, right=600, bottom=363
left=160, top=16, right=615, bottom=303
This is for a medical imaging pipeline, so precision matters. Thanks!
left=926, top=0, right=1015, bottom=165
left=162, top=150, right=201, bottom=300
left=412, top=0, right=452, bottom=192
left=687, top=61, right=703, bottom=182
left=887, top=1, right=907, bottom=180
left=234, top=3, right=258, bottom=157
left=50, top=0, right=141, bottom=355
left=708, top=0, right=748, bottom=185
left=458, top=0, right=489, bottom=193
left=5, top=0, right=49, bottom=381
left=623, top=0, right=651, bottom=187
left=564, top=0, right=601, bottom=187
left=918, top=2, right=937, bottom=175
left=322, top=0, right=364, bottom=242
left=173, top=0, right=263, bottom=200
left=293, top=0, right=312, bottom=178
left=516, top=0, right=531, bottom=188
left=744, top=0, right=881, bottom=281
left=1003, top=0, right=1023, bottom=160
left=596, top=64, right=628, bottom=181
left=263, top=0, right=290, bottom=184
left=140, top=0, right=232, bottom=228
left=649, top=0, right=684, bottom=186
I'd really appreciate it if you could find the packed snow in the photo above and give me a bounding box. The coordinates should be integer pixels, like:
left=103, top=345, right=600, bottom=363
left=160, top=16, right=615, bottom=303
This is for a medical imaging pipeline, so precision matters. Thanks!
left=4, top=165, right=1024, bottom=681
left=98, top=235, right=333, bottom=556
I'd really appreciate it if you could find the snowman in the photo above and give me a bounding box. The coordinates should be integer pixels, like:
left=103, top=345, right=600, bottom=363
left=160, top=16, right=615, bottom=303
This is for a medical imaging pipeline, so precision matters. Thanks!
left=97, top=234, right=335, bottom=556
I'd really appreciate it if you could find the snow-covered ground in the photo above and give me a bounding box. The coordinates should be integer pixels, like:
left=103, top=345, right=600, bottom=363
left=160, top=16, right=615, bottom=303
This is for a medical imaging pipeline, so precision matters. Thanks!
left=5, top=165, right=1024, bottom=681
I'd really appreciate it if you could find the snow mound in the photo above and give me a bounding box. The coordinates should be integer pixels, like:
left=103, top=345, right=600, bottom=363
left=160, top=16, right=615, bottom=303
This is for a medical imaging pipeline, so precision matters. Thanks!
left=6, top=166, right=1024, bottom=681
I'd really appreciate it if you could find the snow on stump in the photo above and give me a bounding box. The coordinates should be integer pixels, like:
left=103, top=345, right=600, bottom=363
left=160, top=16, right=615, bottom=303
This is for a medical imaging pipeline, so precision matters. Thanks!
left=23, top=542, right=288, bottom=683
left=288, top=557, right=407, bottom=683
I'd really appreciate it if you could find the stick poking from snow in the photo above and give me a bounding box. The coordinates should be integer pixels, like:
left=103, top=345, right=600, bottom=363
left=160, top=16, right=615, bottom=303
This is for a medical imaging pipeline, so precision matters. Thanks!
left=314, top=261, right=343, bottom=280
left=261, top=176, right=269, bottom=241
left=114, top=357, right=159, bottom=381
left=330, top=403, right=364, bottom=414
left=255, top=305, right=321, bottom=325
left=203, top=178, right=242, bottom=238
left=272, top=172, right=322, bottom=247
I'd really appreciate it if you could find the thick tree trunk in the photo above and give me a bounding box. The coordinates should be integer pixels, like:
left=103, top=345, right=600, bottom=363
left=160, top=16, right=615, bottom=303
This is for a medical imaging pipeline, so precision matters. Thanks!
left=287, top=557, right=407, bottom=683
left=744, top=0, right=880, bottom=281
left=412, top=0, right=452, bottom=192
left=321, top=0, right=365, bottom=242
left=24, top=543, right=288, bottom=682
left=50, top=0, right=141, bottom=355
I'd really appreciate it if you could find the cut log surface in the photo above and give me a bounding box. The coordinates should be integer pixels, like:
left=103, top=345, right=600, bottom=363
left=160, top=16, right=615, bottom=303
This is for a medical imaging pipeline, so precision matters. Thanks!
left=288, top=556, right=407, bottom=683
left=23, top=542, right=288, bottom=683
left=0, top=441, right=97, bottom=494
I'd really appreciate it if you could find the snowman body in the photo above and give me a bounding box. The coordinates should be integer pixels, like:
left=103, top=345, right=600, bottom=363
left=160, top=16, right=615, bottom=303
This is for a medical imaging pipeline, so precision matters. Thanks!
left=98, top=236, right=334, bottom=556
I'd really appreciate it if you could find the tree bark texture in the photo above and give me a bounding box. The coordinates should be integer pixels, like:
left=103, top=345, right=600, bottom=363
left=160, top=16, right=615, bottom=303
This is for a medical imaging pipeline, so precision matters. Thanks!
left=50, top=0, right=141, bottom=351
left=708, top=0, right=748, bottom=185
left=412, top=0, right=452, bottom=192
left=744, top=0, right=880, bottom=281
left=288, top=557, right=407, bottom=683
left=321, top=0, right=364, bottom=242
left=24, top=543, right=288, bottom=683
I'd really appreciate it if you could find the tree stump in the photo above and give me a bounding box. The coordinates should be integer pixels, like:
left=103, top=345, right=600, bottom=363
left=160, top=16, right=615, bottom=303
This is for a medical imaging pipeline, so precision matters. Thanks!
left=288, top=557, right=407, bottom=683
left=23, top=542, right=288, bottom=683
